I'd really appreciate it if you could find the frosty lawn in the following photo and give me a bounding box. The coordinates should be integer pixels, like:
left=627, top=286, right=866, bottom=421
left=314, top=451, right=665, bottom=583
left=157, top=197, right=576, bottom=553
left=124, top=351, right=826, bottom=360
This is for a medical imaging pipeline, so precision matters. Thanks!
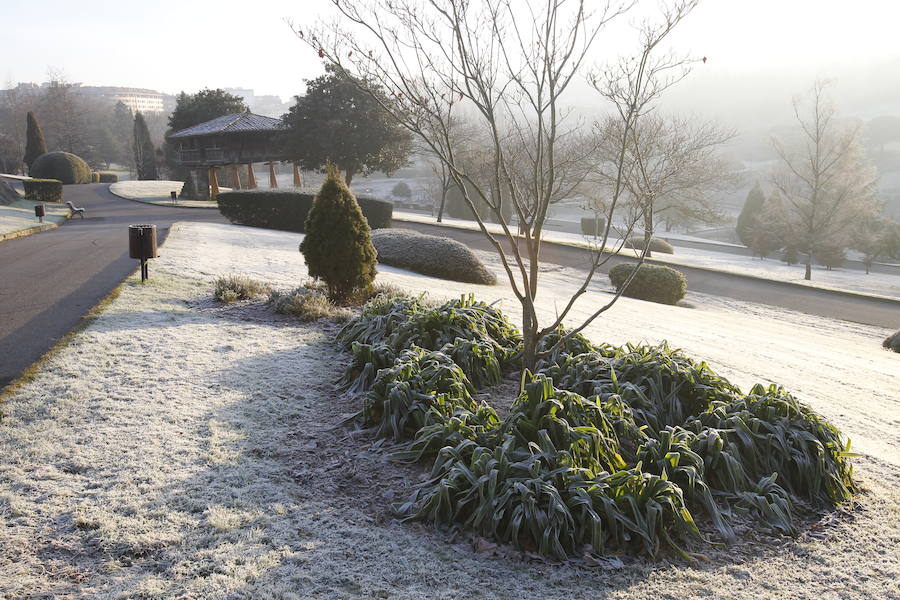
left=0, top=198, right=69, bottom=238
left=0, top=222, right=897, bottom=599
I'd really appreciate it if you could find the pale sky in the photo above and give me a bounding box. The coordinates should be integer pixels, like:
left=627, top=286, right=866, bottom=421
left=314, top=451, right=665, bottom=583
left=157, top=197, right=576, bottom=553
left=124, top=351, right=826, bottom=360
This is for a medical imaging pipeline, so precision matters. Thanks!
left=3, top=0, right=899, bottom=120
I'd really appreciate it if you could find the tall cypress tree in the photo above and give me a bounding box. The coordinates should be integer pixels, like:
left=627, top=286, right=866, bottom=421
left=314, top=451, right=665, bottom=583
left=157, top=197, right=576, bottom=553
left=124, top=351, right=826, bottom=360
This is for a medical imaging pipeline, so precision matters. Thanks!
left=133, top=112, right=158, bottom=180
left=24, top=111, right=48, bottom=174
left=736, top=184, right=766, bottom=246
left=300, top=165, right=377, bottom=303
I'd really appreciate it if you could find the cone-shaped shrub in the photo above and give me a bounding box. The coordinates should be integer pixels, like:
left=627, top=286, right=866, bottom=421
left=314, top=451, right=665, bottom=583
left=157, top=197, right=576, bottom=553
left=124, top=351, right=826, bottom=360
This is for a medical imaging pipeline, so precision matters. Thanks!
left=300, top=166, right=377, bottom=303
left=24, top=112, right=48, bottom=173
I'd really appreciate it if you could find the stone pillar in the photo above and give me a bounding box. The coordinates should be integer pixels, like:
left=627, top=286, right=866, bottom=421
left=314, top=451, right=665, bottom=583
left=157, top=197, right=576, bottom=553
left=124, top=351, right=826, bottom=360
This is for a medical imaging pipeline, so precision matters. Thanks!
left=246, top=164, right=257, bottom=189
left=208, top=166, right=220, bottom=201
left=292, top=162, right=302, bottom=187
left=268, top=162, right=278, bottom=188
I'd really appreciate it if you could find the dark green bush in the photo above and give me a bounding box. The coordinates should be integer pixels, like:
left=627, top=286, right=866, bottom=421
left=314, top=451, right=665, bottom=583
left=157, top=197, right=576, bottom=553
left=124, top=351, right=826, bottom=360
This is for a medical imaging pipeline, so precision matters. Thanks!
left=581, top=216, right=607, bottom=237
left=98, top=172, right=119, bottom=183
left=623, top=236, right=675, bottom=254
left=218, top=188, right=392, bottom=233
left=23, top=178, right=63, bottom=203
left=609, top=262, right=687, bottom=305
left=884, top=330, right=900, bottom=353
left=300, top=168, right=377, bottom=303
left=30, top=151, right=92, bottom=184
left=340, top=293, right=857, bottom=560
left=371, top=229, right=496, bottom=285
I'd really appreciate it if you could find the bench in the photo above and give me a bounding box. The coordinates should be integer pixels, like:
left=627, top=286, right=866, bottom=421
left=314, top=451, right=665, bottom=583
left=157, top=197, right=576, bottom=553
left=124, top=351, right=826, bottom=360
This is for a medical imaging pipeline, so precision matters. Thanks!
left=66, top=201, right=85, bottom=219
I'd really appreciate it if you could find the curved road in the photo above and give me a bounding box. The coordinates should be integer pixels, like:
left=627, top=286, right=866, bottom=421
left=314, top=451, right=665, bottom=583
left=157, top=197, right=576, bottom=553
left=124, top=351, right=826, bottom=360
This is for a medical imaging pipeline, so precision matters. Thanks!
left=0, top=185, right=896, bottom=389
left=397, top=221, right=899, bottom=329
left=0, top=184, right=226, bottom=389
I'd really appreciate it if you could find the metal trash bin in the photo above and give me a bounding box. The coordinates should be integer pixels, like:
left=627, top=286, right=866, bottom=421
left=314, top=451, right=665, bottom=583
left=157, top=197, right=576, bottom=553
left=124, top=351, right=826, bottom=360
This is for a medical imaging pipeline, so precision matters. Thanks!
left=129, top=224, right=158, bottom=281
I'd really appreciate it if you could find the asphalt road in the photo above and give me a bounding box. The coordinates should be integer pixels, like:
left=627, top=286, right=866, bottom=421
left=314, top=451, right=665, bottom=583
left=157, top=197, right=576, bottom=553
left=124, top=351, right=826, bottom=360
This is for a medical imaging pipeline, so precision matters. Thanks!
left=396, top=220, right=900, bottom=330
left=0, top=184, right=226, bottom=389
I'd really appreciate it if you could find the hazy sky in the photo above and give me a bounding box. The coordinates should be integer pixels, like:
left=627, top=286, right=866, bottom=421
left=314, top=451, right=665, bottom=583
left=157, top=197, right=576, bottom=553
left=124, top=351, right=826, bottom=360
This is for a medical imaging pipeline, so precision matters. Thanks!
left=4, top=0, right=899, bottom=122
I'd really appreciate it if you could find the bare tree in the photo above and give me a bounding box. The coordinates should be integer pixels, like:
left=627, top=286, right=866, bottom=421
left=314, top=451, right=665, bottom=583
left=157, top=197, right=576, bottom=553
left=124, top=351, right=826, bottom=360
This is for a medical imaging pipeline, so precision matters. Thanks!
left=295, top=0, right=700, bottom=368
left=772, top=81, right=878, bottom=280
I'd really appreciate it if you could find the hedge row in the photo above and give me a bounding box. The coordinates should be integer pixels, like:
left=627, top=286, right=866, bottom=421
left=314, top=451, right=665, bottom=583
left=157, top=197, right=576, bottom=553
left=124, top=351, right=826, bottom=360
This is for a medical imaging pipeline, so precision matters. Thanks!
left=23, top=179, right=63, bottom=203
left=609, top=262, right=687, bottom=305
left=98, top=172, right=119, bottom=183
left=217, top=189, right=392, bottom=233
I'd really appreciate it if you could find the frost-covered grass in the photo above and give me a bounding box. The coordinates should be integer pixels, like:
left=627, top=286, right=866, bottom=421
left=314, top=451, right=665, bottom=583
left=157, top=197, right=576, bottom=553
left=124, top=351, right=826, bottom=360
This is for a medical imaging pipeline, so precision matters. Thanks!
left=0, top=222, right=897, bottom=599
left=0, top=198, right=69, bottom=236
left=109, top=180, right=230, bottom=208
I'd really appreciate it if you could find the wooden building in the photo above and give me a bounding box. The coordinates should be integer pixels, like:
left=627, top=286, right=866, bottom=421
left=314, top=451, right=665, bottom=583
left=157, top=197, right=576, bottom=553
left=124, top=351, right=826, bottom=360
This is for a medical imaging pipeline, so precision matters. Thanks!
left=169, top=110, right=301, bottom=199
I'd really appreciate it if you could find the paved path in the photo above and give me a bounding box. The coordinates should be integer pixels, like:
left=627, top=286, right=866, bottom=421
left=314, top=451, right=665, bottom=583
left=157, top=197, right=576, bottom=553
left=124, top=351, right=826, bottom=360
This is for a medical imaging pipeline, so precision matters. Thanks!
left=0, top=184, right=226, bottom=389
left=397, top=220, right=900, bottom=330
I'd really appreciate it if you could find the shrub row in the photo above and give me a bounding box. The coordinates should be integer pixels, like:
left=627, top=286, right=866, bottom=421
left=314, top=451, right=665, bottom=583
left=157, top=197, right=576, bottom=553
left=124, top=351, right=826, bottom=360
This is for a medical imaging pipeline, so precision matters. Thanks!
left=336, top=294, right=857, bottom=560
left=23, top=178, right=63, bottom=203
left=609, top=262, right=687, bottom=305
left=30, top=151, right=92, bottom=185
left=98, top=172, right=119, bottom=183
left=371, top=229, right=496, bottom=285
left=580, top=216, right=607, bottom=237
left=217, top=189, right=392, bottom=233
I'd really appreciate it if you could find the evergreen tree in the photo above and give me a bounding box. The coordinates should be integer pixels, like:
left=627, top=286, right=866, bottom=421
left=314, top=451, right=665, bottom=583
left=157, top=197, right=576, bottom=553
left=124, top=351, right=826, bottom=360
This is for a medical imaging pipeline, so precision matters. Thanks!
left=282, top=65, right=412, bottom=184
left=24, top=111, right=48, bottom=173
left=133, top=112, right=158, bottom=180
left=736, top=184, right=766, bottom=246
left=300, top=166, right=377, bottom=303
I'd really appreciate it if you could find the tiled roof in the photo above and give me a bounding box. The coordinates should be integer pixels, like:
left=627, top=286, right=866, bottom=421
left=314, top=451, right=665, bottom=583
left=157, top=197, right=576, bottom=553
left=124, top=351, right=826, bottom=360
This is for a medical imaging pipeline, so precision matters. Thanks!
left=169, top=111, right=285, bottom=138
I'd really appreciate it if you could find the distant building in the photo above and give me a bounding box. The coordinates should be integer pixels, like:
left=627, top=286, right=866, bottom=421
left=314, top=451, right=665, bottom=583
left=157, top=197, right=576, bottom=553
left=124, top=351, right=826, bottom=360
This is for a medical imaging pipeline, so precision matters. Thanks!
left=0, top=82, right=166, bottom=113
left=224, top=87, right=291, bottom=118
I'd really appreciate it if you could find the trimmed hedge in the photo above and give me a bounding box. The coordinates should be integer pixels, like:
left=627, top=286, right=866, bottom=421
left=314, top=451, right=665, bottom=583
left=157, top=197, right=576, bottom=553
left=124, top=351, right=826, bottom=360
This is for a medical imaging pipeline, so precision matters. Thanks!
left=371, top=229, right=497, bottom=285
left=218, top=189, right=392, bottom=233
left=581, top=216, right=607, bottom=237
left=90, top=171, right=100, bottom=183
left=23, top=178, right=63, bottom=203
left=609, top=262, right=687, bottom=305
left=30, top=151, right=92, bottom=184
left=98, top=172, right=119, bottom=183
left=623, top=235, right=675, bottom=254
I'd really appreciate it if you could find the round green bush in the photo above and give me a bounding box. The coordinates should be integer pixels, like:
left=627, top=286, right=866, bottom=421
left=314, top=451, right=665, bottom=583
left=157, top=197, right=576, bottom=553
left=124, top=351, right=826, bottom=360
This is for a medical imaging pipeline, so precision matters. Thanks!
left=371, top=229, right=497, bottom=285
left=608, top=262, right=687, bottom=305
left=883, top=330, right=900, bottom=353
left=623, top=236, right=675, bottom=254
left=30, top=152, right=92, bottom=184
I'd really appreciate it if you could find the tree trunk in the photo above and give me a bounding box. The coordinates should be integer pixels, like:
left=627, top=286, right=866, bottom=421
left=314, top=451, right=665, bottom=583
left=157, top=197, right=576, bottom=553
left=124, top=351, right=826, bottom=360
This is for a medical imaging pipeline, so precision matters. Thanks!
left=436, top=186, right=448, bottom=222
left=345, top=169, right=354, bottom=185
left=804, top=254, right=812, bottom=280
left=644, top=207, right=654, bottom=258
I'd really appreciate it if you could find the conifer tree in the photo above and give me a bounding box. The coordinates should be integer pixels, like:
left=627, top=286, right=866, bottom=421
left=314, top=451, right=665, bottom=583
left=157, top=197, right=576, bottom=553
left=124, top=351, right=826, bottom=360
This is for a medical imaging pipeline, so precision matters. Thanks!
left=133, top=112, right=158, bottom=180
left=24, top=111, right=47, bottom=173
left=300, top=166, right=377, bottom=303
left=736, top=184, right=766, bottom=246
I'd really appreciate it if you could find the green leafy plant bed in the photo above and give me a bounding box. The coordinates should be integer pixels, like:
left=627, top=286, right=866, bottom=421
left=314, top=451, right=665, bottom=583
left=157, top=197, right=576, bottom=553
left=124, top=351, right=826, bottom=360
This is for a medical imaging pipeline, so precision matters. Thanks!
left=336, top=293, right=857, bottom=561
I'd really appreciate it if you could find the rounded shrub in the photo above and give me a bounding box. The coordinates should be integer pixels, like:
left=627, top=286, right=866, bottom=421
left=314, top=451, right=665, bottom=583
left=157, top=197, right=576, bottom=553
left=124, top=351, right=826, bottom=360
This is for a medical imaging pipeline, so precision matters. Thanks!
left=371, top=229, right=496, bottom=285
left=98, top=172, right=119, bottom=183
left=581, top=216, right=607, bottom=237
left=30, top=151, right=92, bottom=185
left=883, top=330, right=900, bottom=353
left=609, top=262, right=687, bottom=305
left=300, top=167, right=378, bottom=303
left=623, top=236, right=675, bottom=254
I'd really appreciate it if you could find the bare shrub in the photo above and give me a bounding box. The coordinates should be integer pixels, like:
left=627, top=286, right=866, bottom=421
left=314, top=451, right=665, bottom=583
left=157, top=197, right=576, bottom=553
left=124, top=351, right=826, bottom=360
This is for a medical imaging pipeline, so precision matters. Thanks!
left=371, top=229, right=496, bottom=285
left=214, top=275, right=271, bottom=303
left=268, top=287, right=352, bottom=322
